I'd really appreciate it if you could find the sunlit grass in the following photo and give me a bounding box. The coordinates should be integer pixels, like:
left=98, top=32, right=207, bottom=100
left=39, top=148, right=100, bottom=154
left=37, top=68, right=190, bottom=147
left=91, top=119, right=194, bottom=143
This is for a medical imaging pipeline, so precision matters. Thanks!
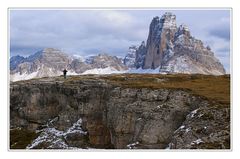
left=100, top=74, right=230, bottom=104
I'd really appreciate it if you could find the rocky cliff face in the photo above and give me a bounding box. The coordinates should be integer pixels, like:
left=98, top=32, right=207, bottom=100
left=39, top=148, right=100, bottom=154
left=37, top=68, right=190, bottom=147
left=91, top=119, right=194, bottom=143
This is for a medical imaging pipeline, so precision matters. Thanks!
left=143, top=13, right=177, bottom=69
left=139, top=12, right=226, bottom=75
left=10, top=55, right=25, bottom=70
left=135, top=41, right=147, bottom=69
left=10, top=74, right=230, bottom=149
left=85, top=53, right=128, bottom=71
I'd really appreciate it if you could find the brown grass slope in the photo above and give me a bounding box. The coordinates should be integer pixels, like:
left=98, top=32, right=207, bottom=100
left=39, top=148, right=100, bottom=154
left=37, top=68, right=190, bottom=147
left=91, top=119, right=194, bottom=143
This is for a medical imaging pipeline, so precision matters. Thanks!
left=100, top=74, right=230, bottom=105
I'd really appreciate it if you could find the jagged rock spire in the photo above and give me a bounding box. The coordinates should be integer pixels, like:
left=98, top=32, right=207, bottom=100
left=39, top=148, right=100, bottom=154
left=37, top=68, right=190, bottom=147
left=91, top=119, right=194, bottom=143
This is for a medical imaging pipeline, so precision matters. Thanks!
left=144, top=12, right=177, bottom=69
left=175, top=24, right=190, bottom=37
left=135, top=41, right=147, bottom=69
left=159, top=12, right=177, bottom=30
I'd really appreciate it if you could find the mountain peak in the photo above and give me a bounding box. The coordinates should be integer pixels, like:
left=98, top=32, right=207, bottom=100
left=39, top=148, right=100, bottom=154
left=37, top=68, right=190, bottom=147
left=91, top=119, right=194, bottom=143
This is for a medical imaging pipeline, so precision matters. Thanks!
left=43, top=47, right=60, bottom=52
left=123, top=46, right=138, bottom=68
left=141, top=13, right=226, bottom=74
left=178, top=24, right=189, bottom=31
left=41, top=48, right=65, bottom=55
left=160, top=12, right=177, bottom=30
left=175, top=24, right=190, bottom=37
left=152, top=16, right=160, bottom=24
left=140, top=41, right=145, bottom=47
left=144, top=12, right=177, bottom=69
left=10, top=55, right=25, bottom=71
left=149, top=16, right=160, bottom=32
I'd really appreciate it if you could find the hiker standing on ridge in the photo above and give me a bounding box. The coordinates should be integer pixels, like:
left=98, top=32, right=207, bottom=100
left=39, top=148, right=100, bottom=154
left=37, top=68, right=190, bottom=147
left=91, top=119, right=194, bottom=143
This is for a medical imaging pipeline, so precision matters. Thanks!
left=63, top=69, right=68, bottom=79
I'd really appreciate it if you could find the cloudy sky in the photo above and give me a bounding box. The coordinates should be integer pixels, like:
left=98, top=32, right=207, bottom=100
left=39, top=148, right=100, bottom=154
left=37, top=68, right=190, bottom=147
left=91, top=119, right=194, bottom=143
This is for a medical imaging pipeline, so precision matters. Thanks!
left=10, top=9, right=230, bottom=72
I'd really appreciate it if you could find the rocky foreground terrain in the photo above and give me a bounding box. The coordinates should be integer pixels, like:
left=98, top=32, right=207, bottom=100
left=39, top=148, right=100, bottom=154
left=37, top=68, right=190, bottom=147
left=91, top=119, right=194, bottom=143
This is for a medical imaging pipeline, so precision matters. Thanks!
left=10, top=74, right=230, bottom=149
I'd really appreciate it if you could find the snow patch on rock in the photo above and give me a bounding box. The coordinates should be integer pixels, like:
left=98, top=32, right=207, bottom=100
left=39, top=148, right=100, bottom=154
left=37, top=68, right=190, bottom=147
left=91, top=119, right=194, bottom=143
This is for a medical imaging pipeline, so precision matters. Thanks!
left=27, top=118, right=87, bottom=149
left=191, top=139, right=204, bottom=145
left=126, top=141, right=139, bottom=149
left=10, top=71, right=39, bottom=82
left=123, top=46, right=138, bottom=68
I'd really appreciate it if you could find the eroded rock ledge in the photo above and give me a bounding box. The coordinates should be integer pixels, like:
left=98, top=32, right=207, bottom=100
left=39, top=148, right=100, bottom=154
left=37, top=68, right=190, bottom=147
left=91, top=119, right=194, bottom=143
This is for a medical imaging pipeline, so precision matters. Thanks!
left=10, top=74, right=230, bottom=149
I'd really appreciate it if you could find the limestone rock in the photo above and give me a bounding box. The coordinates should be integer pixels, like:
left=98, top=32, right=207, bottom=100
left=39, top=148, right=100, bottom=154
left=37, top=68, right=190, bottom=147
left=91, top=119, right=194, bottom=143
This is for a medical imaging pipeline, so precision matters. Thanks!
left=143, top=13, right=177, bottom=69
left=123, top=46, right=138, bottom=68
left=86, top=53, right=128, bottom=71
left=10, top=75, right=230, bottom=149
left=168, top=104, right=230, bottom=149
left=135, top=41, right=147, bottom=69
left=139, top=12, right=226, bottom=75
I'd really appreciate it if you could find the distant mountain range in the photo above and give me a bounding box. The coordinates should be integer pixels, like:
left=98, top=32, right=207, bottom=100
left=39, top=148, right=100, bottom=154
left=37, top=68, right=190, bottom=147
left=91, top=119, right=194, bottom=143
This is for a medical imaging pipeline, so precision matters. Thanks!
left=10, top=48, right=128, bottom=81
left=10, top=12, right=226, bottom=81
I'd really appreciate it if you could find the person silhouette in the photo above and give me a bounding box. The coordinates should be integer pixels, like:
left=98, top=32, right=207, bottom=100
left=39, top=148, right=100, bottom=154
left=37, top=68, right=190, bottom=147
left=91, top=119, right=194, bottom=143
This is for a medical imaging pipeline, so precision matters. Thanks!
left=63, top=69, right=68, bottom=79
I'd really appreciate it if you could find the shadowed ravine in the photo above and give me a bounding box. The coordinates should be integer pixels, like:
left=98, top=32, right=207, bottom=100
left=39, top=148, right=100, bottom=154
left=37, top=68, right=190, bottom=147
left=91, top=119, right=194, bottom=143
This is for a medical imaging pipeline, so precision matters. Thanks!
left=10, top=74, right=230, bottom=149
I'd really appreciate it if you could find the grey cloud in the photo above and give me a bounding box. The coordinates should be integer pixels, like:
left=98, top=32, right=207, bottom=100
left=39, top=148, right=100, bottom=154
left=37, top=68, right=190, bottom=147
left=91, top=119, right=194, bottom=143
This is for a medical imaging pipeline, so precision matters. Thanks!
left=207, top=17, right=230, bottom=41
left=209, top=26, right=230, bottom=40
left=10, top=10, right=149, bottom=57
left=10, top=46, right=42, bottom=57
left=217, top=47, right=230, bottom=54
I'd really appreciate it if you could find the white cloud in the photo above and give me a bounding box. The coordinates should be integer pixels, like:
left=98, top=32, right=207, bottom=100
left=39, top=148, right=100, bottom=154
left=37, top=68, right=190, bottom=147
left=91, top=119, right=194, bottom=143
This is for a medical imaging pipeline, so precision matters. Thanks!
left=99, top=11, right=134, bottom=28
left=10, top=10, right=147, bottom=57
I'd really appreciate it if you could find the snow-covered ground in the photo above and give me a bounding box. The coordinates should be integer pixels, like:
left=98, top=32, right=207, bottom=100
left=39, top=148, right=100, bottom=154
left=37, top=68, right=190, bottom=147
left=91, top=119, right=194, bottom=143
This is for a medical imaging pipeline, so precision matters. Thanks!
left=10, top=66, right=165, bottom=82
left=10, top=71, right=39, bottom=82
left=81, top=67, right=127, bottom=75
left=127, top=67, right=161, bottom=74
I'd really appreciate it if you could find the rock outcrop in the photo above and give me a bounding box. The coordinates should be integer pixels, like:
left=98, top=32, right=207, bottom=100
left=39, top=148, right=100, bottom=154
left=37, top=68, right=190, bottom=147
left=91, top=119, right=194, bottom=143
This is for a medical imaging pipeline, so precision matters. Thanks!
left=10, top=74, right=230, bottom=149
left=85, top=53, right=128, bottom=71
left=69, top=59, right=92, bottom=74
left=168, top=104, right=230, bottom=149
left=143, top=13, right=177, bottom=69
left=139, top=12, right=226, bottom=75
left=123, top=46, right=138, bottom=68
left=10, top=55, right=25, bottom=70
left=135, top=41, right=147, bottom=69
